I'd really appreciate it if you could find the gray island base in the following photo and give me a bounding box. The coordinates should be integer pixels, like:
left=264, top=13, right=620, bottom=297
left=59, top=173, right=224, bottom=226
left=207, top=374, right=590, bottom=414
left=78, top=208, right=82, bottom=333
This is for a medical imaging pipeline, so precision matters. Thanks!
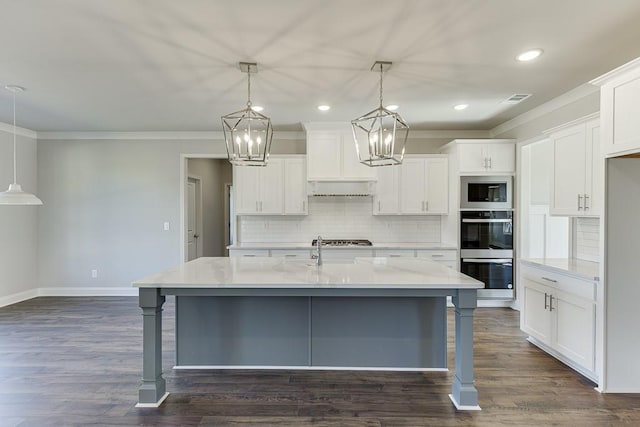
left=133, top=257, right=484, bottom=410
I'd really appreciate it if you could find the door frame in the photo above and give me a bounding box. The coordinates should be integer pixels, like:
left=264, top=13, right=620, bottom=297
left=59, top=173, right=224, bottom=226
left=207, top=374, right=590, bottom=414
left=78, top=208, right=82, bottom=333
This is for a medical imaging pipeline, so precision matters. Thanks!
left=187, top=175, right=204, bottom=260
left=180, top=154, right=227, bottom=262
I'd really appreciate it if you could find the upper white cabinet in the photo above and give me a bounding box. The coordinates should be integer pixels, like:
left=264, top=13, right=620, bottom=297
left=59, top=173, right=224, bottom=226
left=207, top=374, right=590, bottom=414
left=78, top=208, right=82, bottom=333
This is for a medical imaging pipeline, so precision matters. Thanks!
left=234, top=156, right=307, bottom=216
left=591, top=57, right=640, bottom=157
left=304, top=123, right=376, bottom=181
left=373, top=155, right=448, bottom=215
left=283, top=157, right=308, bottom=215
left=454, top=140, right=516, bottom=174
left=547, top=115, right=600, bottom=216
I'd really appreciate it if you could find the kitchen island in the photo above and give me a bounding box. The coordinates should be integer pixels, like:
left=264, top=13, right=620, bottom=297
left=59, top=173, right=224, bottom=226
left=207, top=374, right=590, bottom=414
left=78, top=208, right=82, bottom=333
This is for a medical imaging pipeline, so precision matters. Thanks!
left=133, top=256, right=483, bottom=410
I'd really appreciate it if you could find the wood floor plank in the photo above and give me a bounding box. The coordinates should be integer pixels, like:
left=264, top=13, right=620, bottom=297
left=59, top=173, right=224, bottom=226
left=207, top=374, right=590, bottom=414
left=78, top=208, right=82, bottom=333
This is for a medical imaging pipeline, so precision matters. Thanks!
left=2, top=296, right=640, bottom=426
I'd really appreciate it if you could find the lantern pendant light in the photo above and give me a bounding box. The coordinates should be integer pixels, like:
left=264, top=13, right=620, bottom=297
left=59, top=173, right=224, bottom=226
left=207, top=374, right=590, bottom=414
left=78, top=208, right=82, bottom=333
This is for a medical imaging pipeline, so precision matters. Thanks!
left=351, top=61, right=408, bottom=167
left=221, top=62, right=273, bottom=166
left=0, top=86, right=43, bottom=205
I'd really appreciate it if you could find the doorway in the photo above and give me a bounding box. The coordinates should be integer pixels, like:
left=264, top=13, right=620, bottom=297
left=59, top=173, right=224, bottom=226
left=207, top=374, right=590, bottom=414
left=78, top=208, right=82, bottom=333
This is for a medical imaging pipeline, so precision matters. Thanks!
left=181, top=156, right=233, bottom=262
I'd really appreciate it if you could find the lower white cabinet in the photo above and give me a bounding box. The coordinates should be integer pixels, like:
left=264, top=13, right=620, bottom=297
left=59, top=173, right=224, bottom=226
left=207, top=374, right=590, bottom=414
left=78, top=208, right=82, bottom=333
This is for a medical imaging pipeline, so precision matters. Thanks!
left=270, top=249, right=311, bottom=258
left=520, top=264, right=596, bottom=379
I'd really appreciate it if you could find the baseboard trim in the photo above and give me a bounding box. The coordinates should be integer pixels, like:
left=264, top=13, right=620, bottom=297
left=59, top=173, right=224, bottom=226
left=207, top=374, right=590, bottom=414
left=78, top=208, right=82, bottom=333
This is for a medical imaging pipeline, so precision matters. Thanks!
left=0, top=289, right=40, bottom=308
left=0, top=287, right=138, bottom=307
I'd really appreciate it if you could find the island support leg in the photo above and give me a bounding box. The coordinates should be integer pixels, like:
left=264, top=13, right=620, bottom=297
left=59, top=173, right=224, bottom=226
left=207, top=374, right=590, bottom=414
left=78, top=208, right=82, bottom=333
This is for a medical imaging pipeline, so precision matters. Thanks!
left=136, top=288, right=168, bottom=407
left=450, top=289, right=480, bottom=410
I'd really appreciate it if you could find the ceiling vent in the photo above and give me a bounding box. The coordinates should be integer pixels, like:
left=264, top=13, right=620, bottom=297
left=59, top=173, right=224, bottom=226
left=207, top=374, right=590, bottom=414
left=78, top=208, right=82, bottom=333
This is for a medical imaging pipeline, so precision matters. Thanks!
left=503, top=94, right=531, bottom=104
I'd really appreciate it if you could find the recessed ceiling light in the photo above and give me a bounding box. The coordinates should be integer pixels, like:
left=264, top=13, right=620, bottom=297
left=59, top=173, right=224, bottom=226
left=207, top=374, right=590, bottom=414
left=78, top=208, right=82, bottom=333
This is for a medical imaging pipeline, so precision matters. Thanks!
left=454, top=104, right=468, bottom=111
left=386, top=104, right=399, bottom=111
left=317, top=105, right=331, bottom=111
left=251, top=105, right=264, bottom=112
left=516, top=48, right=543, bottom=62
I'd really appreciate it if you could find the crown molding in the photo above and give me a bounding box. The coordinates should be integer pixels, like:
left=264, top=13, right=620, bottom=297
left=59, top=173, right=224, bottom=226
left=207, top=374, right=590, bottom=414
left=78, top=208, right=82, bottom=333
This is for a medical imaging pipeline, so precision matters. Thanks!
left=489, top=83, right=599, bottom=138
left=590, top=56, right=640, bottom=86
left=37, top=131, right=307, bottom=141
left=0, top=121, right=38, bottom=139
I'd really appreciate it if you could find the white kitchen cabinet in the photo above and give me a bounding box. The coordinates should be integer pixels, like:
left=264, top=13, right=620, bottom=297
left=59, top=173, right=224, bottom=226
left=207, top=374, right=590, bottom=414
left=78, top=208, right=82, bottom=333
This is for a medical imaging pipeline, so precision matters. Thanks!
left=321, top=249, right=374, bottom=263
left=520, top=264, right=596, bottom=379
left=399, top=156, right=449, bottom=215
left=548, top=115, right=600, bottom=216
left=304, top=124, right=376, bottom=181
left=591, top=57, right=640, bottom=157
left=234, top=158, right=284, bottom=215
left=416, top=249, right=457, bottom=269
left=283, top=157, right=308, bottom=215
left=374, top=249, right=415, bottom=257
left=270, top=249, right=311, bottom=258
left=373, top=164, right=400, bottom=215
left=456, top=140, right=515, bottom=174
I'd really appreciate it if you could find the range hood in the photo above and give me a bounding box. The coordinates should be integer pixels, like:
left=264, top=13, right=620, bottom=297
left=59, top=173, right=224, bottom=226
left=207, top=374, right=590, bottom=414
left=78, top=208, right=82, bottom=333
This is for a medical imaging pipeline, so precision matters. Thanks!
left=308, top=181, right=375, bottom=197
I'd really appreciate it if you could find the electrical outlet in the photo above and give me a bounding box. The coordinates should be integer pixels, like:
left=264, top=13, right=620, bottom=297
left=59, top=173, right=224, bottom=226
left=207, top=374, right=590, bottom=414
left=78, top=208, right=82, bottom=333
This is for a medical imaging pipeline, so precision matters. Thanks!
left=163, top=222, right=170, bottom=231
left=91, top=269, right=98, bottom=279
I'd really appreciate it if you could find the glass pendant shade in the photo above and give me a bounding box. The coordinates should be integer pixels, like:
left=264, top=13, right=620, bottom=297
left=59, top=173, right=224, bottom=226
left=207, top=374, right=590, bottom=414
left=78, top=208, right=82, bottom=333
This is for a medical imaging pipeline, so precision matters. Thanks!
left=351, top=61, right=408, bottom=167
left=0, top=86, right=43, bottom=206
left=222, top=62, right=273, bottom=166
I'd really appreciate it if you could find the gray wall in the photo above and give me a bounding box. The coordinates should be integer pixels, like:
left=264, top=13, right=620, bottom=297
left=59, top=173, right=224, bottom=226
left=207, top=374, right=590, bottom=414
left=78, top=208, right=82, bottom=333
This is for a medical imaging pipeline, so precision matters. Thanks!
left=187, top=158, right=232, bottom=257
left=0, top=129, right=39, bottom=303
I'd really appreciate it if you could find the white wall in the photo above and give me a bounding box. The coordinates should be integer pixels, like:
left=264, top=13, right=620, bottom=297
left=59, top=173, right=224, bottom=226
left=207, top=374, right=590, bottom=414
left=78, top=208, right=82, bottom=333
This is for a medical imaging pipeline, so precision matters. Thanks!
left=36, top=137, right=230, bottom=289
left=0, top=127, right=40, bottom=305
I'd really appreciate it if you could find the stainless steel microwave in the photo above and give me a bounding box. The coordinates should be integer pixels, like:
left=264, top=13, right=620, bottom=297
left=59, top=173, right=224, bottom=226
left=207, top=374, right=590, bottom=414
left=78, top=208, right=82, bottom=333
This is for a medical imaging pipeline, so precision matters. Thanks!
left=460, top=176, right=513, bottom=210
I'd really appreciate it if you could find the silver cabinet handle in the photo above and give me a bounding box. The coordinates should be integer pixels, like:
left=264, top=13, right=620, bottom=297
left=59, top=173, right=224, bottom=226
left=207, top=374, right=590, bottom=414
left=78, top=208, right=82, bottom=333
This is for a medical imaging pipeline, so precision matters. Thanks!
left=425, top=200, right=429, bottom=211
left=421, top=201, right=425, bottom=211
left=578, top=194, right=583, bottom=210
left=260, top=201, right=263, bottom=212
left=541, top=276, right=558, bottom=283
left=431, top=254, right=444, bottom=258
left=243, top=254, right=256, bottom=257
left=284, top=254, right=297, bottom=258
left=483, top=158, right=487, bottom=169
left=549, top=295, right=555, bottom=311
left=256, top=201, right=259, bottom=212
left=378, top=200, right=381, bottom=211
left=584, top=194, right=590, bottom=210
left=488, top=157, right=492, bottom=169
left=389, top=254, right=403, bottom=257
left=303, top=200, right=306, bottom=211
left=544, top=292, right=549, bottom=310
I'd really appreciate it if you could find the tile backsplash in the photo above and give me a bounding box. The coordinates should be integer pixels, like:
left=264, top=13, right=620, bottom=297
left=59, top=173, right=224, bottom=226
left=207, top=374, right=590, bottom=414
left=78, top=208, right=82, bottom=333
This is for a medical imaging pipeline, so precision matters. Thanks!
left=238, top=197, right=441, bottom=243
left=574, top=217, right=600, bottom=262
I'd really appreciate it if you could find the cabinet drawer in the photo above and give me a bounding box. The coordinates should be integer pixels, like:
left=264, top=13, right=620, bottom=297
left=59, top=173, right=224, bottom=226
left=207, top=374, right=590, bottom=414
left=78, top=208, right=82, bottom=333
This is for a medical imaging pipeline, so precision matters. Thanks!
left=520, top=265, right=596, bottom=301
left=229, top=249, right=270, bottom=257
left=322, top=249, right=374, bottom=261
left=374, top=249, right=416, bottom=257
left=416, top=249, right=457, bottom=261
left=270, top=249, right=311, bottom=258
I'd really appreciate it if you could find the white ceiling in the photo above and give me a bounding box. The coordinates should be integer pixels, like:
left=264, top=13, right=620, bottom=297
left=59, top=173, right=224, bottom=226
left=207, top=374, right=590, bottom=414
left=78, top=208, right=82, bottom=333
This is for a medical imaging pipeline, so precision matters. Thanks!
left=2, top=0, right=640, bottom=133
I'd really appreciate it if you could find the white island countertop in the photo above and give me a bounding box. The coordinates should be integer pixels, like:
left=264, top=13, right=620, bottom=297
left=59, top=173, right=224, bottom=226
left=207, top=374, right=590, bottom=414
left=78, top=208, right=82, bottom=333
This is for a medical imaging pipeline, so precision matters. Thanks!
left=227, top=242, right=458, bottom=250
left=521, top=258, right=600, bottom=282
left=134, top=257, right=481, bottom=289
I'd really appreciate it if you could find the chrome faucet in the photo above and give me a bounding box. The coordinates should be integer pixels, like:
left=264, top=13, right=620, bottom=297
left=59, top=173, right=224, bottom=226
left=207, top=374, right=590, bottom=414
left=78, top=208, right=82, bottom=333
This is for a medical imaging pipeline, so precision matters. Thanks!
left=311, top=235, right=323, bottom=265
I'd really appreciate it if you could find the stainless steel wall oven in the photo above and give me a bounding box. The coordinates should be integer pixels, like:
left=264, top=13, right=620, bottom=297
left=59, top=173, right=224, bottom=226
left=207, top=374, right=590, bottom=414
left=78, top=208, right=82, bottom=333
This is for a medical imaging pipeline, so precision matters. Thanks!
left=460, top=210, right=514, bottom=299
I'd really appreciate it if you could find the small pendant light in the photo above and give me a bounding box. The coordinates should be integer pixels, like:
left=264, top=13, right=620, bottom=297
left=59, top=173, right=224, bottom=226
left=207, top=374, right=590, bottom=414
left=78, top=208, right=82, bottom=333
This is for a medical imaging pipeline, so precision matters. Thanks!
left=351, top=61, right=409, bottom=167
left=221, top=62, right=273, bottom=166
left=0, top=86, right=43, bottom=205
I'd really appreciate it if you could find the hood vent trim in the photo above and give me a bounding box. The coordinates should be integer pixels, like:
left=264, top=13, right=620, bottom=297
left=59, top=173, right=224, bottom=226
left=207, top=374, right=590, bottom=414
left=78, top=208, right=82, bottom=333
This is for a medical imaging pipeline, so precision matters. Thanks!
left=308, top=181, right=375, bottom=197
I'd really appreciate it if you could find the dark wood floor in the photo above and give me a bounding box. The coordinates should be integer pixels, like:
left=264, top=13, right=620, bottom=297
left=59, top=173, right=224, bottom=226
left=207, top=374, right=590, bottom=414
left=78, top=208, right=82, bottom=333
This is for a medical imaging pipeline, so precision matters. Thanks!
left=1, top=297, right=639, bottom=426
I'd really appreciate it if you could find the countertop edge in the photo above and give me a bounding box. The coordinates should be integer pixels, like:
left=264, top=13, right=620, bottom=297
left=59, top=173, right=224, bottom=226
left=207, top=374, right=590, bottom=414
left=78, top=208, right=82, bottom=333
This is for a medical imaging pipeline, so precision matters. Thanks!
left=520, top=258, right=600, bottom=282
left=228, top=243, right=458, bottom=250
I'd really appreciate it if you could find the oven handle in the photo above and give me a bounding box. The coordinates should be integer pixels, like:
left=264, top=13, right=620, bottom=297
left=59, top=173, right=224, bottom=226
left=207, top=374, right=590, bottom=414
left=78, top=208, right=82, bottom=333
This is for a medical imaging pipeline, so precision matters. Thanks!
left=462, top=219, right=512, bottom=223
left=462, top=259, right=512, bottom=264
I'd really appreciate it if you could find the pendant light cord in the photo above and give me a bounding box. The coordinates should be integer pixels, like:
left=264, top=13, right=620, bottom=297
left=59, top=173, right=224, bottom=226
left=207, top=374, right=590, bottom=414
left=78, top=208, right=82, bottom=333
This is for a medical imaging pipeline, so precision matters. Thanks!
left=246, top=69, right=252, bottom=108
left=12, top=91, right=17, bottom=184
left=379, top=63, right=384, bottom=108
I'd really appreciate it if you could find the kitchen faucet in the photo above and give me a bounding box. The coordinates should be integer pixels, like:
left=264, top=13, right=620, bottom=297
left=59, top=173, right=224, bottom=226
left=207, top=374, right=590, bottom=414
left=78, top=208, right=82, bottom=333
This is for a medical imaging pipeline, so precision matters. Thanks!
left=311, top=235, right=323, bottom=265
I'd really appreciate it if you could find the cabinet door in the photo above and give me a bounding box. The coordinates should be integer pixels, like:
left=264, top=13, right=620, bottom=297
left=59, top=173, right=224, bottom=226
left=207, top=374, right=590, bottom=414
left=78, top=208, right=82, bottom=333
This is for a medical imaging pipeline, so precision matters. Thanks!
left=284, top=158, right=308, bottom=215
left=424, top=157, right=448, bottom=214
left=234, top=166, right=260, bottom=214
left=551, top=124, right=586, bottom=216
left=602, top=72, right=640, bottom=156
left=486, top=143, right=515, bottom=173
left=521, top=281, right=552, bottom=343
left=458, top=143, right=487, bottom=173
left=307, top=130, right=342, bottom=180
left=399, top=158, right=426, bottom=214
left=553, top=291, right=595, bottom=371
left=342, top=129, right=377, bottom=180
left=585, top=120, right=601, bottom=216
left=258, top=159, right=284, bottom=214
left=374, top=165, right=400, bottom=215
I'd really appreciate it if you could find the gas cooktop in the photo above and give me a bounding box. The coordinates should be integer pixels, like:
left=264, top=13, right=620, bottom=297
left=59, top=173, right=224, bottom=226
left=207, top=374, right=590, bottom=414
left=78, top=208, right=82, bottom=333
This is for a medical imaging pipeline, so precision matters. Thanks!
left=311, top=239, right=372, bottom=247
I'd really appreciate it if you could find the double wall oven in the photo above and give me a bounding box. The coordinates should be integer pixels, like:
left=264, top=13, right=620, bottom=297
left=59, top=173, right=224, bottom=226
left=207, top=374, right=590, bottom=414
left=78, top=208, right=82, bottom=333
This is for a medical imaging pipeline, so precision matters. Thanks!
left=459, top=176, right=514, bottom=299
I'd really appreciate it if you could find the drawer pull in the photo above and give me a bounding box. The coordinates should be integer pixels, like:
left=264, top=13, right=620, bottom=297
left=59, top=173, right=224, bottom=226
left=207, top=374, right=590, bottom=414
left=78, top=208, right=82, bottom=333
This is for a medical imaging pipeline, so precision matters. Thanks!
left=389, top=254, right=403, bottom=257
left=549, top=295, right=555, bottom=311
left=544, top=292, right=549, bottom=310
left=431, top=254, right=444, bottom=258
left=243, top=254, right=256, bottom=257
left=541, top=276, right=558, bottom=283
left=284, top=254, right=297, bottom=258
